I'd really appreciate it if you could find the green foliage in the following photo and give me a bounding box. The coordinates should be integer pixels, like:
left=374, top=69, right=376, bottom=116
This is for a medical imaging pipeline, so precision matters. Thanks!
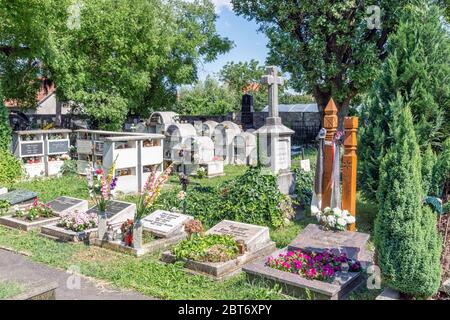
left=359, top=2, right=450, bottom=200
left=156, top=167, right=293, bottom=229
left=0, top=95, right=11, bottom=151
left=59, top=159, right=77, bottom=176
left=293, top=167, right=315, bottom=207
left=0, top=200, right=10, bottom=216
left=173, top=234, right=239, bottom=262
left=422, top=145, right=437, bottom=195
left=0, top=151, right=23, bottom=188
left=176, top=76, right=238, bottom=115
left=0, top=0, right=232, bottom=128
left=0, top=281, right=23, bottom=299
left=429, top=138, right=450, bottom=197
left=232, top=0, right=415, bottom=117
left=374, top=105, right=442, bottom=298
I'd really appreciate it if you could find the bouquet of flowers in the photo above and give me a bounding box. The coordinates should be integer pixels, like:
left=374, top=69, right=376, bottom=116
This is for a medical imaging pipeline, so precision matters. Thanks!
left=120, top=219, right=134, bottom=246
left=87, top=161, right=118, bottom=212
left=135, top=164, right=173, bottom=221
left=58, top=210, right=98, bottom=232
left=311, top=206, right=356, bottom=231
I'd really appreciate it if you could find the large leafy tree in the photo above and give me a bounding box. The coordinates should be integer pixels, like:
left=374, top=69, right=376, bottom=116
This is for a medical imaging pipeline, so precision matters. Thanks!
left=231, top=0, right=417, bottom=124
left=0, top=0, right=232, bottom=129
left=359, top=2, right=450, bottom=200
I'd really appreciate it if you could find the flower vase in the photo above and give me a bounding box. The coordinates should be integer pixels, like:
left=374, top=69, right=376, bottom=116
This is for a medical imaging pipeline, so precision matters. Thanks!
left=132, top=219, right=143, bottom=249
left=98, top=212, right=108, bottom=241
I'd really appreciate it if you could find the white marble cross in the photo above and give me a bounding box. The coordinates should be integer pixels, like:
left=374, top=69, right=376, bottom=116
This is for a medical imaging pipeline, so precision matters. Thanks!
left=261, top=66, right=284, bottom=118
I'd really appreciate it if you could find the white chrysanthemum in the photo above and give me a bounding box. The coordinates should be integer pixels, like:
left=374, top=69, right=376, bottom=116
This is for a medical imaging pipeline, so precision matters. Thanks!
left=323, top=207, right=332, bottom=214
left=345, top=215, right=356, bottom=224
left=316, top=213, right=322, bottom=222
left=337, top=218, right=347, bottom=227
left=326, top=215, right=336, bottom=226
left=332, top=207, right=342, bottom=216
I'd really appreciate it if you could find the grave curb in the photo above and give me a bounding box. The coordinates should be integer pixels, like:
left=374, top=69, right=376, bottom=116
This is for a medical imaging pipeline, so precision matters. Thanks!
left=161, top=241, right=277, bottom=281
left=40, top=223, right=98, bottom=243
left=0, top=215, right=61, bottom=232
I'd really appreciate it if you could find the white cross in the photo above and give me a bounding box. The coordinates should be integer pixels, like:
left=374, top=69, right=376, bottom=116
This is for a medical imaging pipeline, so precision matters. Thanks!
left=261, top=66, right=284, bottom=118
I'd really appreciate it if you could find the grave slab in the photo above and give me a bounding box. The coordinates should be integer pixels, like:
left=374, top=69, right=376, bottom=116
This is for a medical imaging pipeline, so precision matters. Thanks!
left=46, top=196, right=89, bottom=216
left=40, top=223, right=98, bottom=243
left=243, top=247, right=364, bottom=300
left=162, top=220, right=276, bottom=280
left=86, top=200, right=136, bottom=226
left=0, top=190, right=37, bottom=206
left=142, top=210, right=193, bottom=238
left=288, top=224, right=372, bottom=266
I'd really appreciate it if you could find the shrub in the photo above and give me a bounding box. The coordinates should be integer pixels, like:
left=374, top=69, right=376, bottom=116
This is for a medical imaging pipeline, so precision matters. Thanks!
left=0, top=151, right=23, bottom=187
left=0, top=99, right=11, bottom=152
left=293, top=167, right=314, bottom=207
left=422, top=144, right=437, bottom=195
left=429, top=138, right=450, bottom=197
left=172, top=234, right=239, bottom=262
left=374, top=104, right=442, bottom=298
left=60, top=159, right=78, bottom=176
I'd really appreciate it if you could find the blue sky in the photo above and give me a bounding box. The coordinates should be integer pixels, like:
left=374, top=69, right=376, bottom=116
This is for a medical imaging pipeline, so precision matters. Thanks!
left=198, top=2, right=269, bottom=80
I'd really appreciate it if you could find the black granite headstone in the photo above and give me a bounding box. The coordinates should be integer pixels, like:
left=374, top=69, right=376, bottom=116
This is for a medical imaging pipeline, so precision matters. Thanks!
left=0, top=189, right=38, bottom=205
left=241, top=94, right=254, bottom=130
left=21, top=142, right=44, bottom=156
left=87, top=201, right=132, bottom=219
left=47, top=197, right=83, bottom=213
left=48, top=140, right=70, bottom=154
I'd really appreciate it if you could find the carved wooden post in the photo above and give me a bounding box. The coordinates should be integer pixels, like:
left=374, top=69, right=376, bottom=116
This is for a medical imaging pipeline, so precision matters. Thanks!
left=342, top=117, right=358, bottom=231
left=322, top=99, right=338, bottom=209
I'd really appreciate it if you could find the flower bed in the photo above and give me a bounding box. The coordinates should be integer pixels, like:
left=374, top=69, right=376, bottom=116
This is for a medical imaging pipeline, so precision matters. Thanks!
left=12, top=199, right=54, bottom=221
left=57, top=210, right=98, bottom=232
left=173, top=234, right=240, bottom=263
left=266, top=249, right=361, bottom=282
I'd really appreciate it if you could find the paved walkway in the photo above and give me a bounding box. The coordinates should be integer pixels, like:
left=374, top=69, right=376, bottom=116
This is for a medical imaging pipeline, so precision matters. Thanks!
left=0, top=248, right=153, bottom=300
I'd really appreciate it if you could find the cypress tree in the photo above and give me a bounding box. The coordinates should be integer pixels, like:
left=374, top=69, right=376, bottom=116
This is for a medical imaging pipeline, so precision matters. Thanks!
left=374, top=100, right=442, bottom=298
left=422, top=144, right=437, bottom=196
left=359, top=2, right=450, bottom=200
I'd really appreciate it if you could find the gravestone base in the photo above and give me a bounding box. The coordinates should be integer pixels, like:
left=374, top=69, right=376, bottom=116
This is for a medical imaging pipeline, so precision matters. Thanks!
left=93, top=232, right=187, bottom=257
left=0, top=215, right=60, bottom=232
left=161, top=241, right=276, bottom=281
left=243, top=247, right=364, bottom=300
left=40, top=223, right=98, bottom=243
left=277, top=171, right=296, bottom=195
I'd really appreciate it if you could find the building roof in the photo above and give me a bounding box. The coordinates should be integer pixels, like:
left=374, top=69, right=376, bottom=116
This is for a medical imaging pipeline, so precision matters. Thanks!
left=4, top=81, right=56, bottom=108
left=261, top=103, right=318, bottom=113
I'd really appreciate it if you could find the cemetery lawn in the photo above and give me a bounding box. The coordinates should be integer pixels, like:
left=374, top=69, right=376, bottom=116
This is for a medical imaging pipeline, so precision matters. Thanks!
left=0, top=280, right=23, bottom=299
left=2, top=165, right=381, bottom=299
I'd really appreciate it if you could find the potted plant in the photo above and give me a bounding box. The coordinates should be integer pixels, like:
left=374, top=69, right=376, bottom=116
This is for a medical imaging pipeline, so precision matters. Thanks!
left=87, top=161, right=118, bottom=241
left=132, top=164, right=173, bottom=248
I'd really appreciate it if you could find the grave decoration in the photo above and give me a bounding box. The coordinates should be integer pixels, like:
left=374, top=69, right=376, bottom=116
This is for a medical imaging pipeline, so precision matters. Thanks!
left=243, top=224, right=371, bottom=300
left=162, top=220, right=276, bottom=280
left=310, top=206, right=355, bottom=231
left=12, top=129, right=71, bottom=178
left=213, top=121, right=242, bottom=165
left=0, top=198, right=60, bottom=231
left=93, top=166, right=184, bottom=257
left=255, top=66, right=295, bottom=194
left=233, top=132, right=257, bottom=166
left=172, top=136, right=224, bottom=177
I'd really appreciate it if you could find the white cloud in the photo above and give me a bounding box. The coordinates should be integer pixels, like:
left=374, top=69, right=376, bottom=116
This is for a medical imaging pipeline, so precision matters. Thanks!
left=211, top=0, right=232, bottom=12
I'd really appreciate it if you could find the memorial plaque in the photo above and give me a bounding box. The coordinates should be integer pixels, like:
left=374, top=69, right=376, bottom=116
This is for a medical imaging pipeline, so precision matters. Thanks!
left=48, top=140, right=70, bottom=155
left=20, top=142, right=44, bottom=157
left=300, top=159, right=311, bottom=172
left=277, top=139, right=289, bottom=170
left=0, top=189, right=38, bottom=205
left=94, top=141, right=104, bottom=155
left=77, top=140, right=93, bottom=154
left=206, top=220, right=270, bottom=252
left=86, top=200, right=135, bottom=225
left=46, top=196, right=88, bottom=215
left=142, top=210, right=193, bottom=238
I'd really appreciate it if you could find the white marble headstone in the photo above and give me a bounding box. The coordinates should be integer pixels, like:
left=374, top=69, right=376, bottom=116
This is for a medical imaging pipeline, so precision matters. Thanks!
left=142, top=210, right=193, bottom=238
left=206, top=220, right=270, bottom=252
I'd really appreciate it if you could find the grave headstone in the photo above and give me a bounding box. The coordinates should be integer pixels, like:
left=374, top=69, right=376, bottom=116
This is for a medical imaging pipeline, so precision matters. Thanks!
left=206, top=220, right=270, bottom=252
left=46, top=196, right=89, bottom=215
left=86, top=200, right=136, bottom=225
left=0, top=189, right=38, bottom=205
left=241, top=94, right=254, bottom=130
left=20, top=142, right=44, bottom=156
left=48, top=140, right=70, bottom=155
left=142, top=210, right=193, bottom=238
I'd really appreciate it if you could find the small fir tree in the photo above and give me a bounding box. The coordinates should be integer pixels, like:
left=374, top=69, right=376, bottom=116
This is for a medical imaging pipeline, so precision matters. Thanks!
left=374, top=101, right=442, bottom=298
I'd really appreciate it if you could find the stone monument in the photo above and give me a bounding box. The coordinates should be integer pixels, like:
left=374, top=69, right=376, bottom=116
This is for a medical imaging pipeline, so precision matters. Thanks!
left=256, top=66, right=295, bottom=194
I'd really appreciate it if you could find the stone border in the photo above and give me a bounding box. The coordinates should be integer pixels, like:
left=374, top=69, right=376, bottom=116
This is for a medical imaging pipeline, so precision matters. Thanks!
left=161, top=241, right=276, bottom=281
left=41, top=223, right=98, bottom=243
left=92, top=232, right=187, bottom=257
left=7, top=281, right=58, bottom=300
left=0, top=215, right=60, bottom=231
left=243, top=247, right=363, bottom=300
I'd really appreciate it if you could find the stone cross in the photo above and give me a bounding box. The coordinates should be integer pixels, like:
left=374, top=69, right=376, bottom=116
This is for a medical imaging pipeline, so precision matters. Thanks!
left=261, top=66, right=284, bottom=119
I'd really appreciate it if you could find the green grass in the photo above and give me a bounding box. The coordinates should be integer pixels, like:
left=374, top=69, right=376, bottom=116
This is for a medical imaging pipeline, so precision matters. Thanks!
left=2, top=162, right=380, bottom=300
left=0, top=281, right=23, bottom=299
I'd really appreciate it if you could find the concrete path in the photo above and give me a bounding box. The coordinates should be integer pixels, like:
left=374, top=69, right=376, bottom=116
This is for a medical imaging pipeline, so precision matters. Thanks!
left=0, top=248, right=154, bottom=300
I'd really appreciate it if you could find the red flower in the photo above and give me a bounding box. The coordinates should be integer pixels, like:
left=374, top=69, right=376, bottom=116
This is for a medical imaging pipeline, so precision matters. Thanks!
left=95, top=169, right=104, bottom=175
